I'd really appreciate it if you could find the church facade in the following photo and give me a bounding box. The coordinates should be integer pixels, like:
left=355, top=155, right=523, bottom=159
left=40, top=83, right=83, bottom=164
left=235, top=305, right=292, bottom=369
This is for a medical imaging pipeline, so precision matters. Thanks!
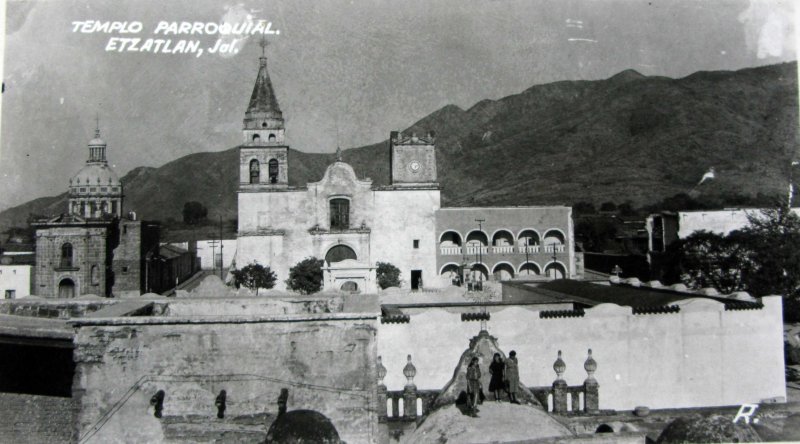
left=234, top=52, right=578, bottom=292
left=32, top=126, right=195, bottom=298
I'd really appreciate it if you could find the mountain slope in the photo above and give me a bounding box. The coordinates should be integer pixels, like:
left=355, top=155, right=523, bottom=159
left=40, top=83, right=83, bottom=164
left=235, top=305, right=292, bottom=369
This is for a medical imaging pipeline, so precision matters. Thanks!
left=1, top=62, right=796, bottom=230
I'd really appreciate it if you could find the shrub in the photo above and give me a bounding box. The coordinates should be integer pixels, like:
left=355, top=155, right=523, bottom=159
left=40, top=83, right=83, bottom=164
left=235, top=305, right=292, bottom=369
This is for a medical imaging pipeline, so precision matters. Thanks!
left=286, top=257, right=324, bottom=294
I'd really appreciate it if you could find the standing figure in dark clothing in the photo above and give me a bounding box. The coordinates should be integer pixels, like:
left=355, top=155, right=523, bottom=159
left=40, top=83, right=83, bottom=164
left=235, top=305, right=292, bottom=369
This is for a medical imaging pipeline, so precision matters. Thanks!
left=505, top=350, right=521, bottom=404
left=488, top=353, right=506, bottom=402
left=466, top=357, right=482, bottom=413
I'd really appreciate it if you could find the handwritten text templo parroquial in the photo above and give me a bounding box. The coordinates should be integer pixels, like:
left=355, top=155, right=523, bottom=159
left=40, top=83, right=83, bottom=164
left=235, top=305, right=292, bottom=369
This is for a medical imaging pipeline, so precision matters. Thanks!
left=71, top=20, right=280, bottom=57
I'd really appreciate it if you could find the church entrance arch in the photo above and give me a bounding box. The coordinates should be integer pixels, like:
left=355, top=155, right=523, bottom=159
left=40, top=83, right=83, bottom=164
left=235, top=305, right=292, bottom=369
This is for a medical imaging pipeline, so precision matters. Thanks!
left=340, top=281, right=358, bottom=292
left=58, top=278, right=76, bottom=299
left=325, top=245, right=357, bottom=264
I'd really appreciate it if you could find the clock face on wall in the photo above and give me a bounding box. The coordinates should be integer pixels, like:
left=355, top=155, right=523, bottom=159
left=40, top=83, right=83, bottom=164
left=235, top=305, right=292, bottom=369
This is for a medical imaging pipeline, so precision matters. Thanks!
left=409, top=161, right=421, bottom=173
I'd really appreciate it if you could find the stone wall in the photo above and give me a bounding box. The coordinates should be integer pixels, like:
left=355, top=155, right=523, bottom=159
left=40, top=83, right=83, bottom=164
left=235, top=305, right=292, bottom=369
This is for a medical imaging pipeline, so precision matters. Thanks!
left=377, top=296, right=786, bottom=411
left=0, top=393, right=76, bottom=444
left=72, top=315, right=378, bottom=443
left=0, top=299, right=117, bottom=318
left=35, top=224, right=111, bottom=298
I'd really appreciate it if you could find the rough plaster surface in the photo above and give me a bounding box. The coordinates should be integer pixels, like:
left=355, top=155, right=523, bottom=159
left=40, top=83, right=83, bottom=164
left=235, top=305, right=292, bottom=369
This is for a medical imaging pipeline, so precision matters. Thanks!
left=401, top=403, right=572, bottom=444
left=0, top=393, right=76, bottom=444
left=73, top=317, right=378, bottom=444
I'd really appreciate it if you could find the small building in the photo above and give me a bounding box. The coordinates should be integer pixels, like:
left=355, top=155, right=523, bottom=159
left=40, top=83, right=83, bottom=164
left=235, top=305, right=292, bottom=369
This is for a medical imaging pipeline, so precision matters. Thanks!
left=646, top=208, right=800, bottom=254
left=146, top=244, right=198, bottom=294
left=0, top=259, right=32, bottom=299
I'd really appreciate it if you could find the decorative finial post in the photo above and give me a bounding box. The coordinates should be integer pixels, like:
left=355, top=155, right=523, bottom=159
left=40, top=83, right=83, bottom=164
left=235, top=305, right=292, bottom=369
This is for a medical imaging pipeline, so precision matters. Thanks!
left=376, top=356, right=388, bottom=422
left=552, top=350, right=568, bottom=413
left=336, top=146, right=342, bottom=162
left=402, top=354, right=418, bottom=419
left=553, top=350, right=566, bottom=381
left=584, top=348, right=597, bottom=383
left=95, top=113, right=101, bottom=138
left=403, top=354, right=417, bottom=387
left=583, top=348, right=599, bottom=413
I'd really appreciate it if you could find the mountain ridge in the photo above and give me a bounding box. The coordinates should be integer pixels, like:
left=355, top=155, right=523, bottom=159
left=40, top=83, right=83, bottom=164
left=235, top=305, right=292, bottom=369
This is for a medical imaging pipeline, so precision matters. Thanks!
left=1, top=62, right=796, bottom=231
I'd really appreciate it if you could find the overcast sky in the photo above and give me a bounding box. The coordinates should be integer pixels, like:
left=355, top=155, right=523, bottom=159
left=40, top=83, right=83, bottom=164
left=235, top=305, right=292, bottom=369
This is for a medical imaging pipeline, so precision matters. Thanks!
left=0, top=0, right=796, bottom=211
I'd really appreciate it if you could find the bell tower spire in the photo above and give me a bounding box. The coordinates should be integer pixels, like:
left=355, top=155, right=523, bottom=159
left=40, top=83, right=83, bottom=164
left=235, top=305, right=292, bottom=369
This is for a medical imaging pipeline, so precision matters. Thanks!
left=239, top=40, right=289, bottom=190
left=243, top=37, right=284, bottom=146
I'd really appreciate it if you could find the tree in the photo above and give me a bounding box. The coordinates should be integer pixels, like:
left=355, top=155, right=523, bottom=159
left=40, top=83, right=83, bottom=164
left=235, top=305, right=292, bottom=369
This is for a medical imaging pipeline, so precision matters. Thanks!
left=618, top=200, right=637, bottom=217
left=674, top=204, right=800, bottom=321
left=376, top=262, right=401, bottom=289
left=286, top=257, right=324, bottom=294
left=231, top=262, right=276, bottom=296
left=575, top=218, right=618, bottom=252
left=739, top=205, right=800, bottom=300
left=573, top=202, right=596, bottom=215
left=182, top=201, right=208, bottom=225
left=599, top=201, right=617, bottom=213
left=679, top=230, right=751, bottom=294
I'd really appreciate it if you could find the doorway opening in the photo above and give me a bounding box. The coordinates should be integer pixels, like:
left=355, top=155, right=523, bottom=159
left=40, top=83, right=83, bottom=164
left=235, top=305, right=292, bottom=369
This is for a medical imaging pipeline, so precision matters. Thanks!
left=411, top=270, right=422, bottom=290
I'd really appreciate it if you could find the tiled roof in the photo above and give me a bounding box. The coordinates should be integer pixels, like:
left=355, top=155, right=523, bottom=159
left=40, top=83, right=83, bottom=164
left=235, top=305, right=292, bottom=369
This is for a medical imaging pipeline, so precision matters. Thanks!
left=158, top=244, right=189, bottom=260
left=246, top=57, right=282, bottom=119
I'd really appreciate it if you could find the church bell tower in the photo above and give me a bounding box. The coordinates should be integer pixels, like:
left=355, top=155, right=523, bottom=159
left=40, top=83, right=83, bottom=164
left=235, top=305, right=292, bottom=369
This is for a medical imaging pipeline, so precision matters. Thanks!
left=239, top=40, right=288, bottom=190
left=389, top=131, right=437, bottom=187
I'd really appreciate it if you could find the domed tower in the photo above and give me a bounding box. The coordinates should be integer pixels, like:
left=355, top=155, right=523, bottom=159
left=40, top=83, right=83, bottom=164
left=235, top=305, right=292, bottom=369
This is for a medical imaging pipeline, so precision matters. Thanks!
left=68, top=120, right=123, bottom=219
left=239, top=40, right=289, bottom=190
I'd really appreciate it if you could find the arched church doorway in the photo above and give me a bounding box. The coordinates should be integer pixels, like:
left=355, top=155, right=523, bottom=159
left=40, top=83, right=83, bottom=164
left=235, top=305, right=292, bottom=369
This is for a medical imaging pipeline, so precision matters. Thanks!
left=340, top=281, right=358, bottom=292
left=325, top=245, right=357, bottom=264
left=58, top=278, right=76, bottom=299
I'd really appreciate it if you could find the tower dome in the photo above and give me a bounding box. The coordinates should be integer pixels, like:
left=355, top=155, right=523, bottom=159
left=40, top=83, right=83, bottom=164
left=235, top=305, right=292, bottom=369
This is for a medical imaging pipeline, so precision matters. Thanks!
left=68, top=121, right=123, bottom=219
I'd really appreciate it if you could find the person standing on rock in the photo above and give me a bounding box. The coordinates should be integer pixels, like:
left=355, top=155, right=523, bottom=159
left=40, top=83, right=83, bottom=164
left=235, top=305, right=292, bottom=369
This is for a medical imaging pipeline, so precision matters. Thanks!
left=505, top=350, right=520, bottom=404
left=466, top=357, right=482, bottom=413
left=488, top=353, right=506, bottom=402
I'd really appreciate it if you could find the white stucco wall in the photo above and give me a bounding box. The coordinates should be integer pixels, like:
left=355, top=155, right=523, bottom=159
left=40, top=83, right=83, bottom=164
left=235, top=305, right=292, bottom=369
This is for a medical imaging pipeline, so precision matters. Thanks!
left=168, top=240, right=236, bottom=271
left=377, top=296, right=785, bottom=411
left=0, top=265, right=32, bottom=298
left=236, top=162, right=442, bottom=291
left=371, top=189, right=440, bottom=288
left=676, top=208, right=800, bottom=239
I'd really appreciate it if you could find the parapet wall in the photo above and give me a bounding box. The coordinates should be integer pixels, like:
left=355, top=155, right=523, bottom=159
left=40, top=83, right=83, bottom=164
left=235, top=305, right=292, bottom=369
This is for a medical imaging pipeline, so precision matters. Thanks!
left=0, top=298, right=117, bottom=319
left=72, top=314, right=378, bottom=444
left=377, top=296, right=785, bottom=411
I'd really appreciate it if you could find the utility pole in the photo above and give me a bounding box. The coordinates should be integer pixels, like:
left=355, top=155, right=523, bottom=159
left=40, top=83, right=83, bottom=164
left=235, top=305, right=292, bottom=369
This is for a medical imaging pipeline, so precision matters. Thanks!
left=475, top=218, right=485, bottom=285
left=524, top=234, right=530, bottom=276
left=219, top=215, right=224, bottom=280
left=209, top=240, right=219, bottom=274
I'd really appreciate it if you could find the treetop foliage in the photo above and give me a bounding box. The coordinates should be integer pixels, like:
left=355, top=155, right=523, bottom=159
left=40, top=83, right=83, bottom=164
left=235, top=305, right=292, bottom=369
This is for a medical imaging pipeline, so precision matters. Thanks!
left=376, top=262, right=401, bottom=289
left=286, top=257, right=324, bottom=295
left=231, top=262, right=276, bottom=296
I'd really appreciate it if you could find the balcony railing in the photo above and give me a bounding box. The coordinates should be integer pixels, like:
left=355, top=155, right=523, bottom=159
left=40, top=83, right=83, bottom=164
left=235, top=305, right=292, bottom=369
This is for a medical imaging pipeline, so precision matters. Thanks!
left=465, top=245, right=489, bottom=255
left=439, top=244, right=566, bottom=256
left=543, top=244, right=565, bottom=253
left=492, top=245, right=515, bottom=254
left=439, top=246, right=462, bottom=255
